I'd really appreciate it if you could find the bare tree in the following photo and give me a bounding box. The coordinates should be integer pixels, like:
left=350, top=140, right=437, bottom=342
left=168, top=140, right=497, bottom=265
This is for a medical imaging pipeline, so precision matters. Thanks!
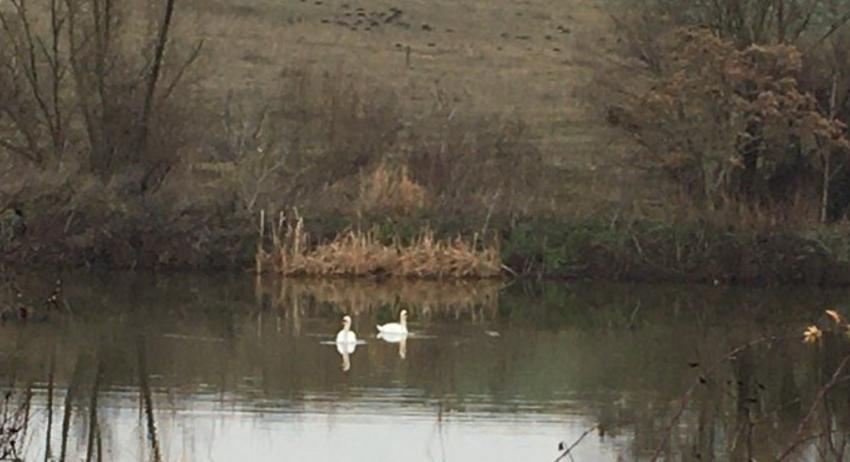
left=635, top=0, right=850, bottom=46
left=0, top=0, right=201, bottom=192
left=0, top=0, right=69, bottom=166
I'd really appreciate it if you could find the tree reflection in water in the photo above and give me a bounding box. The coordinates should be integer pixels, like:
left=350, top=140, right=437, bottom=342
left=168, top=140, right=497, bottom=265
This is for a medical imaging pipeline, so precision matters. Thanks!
left=0, top=274, right=847, bottom=461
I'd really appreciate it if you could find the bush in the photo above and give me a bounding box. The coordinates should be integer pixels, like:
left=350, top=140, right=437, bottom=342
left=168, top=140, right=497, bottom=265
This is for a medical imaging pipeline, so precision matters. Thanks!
left=200, top=64, right=547, bottom=222
left=597, top=3, right=850, bottom=223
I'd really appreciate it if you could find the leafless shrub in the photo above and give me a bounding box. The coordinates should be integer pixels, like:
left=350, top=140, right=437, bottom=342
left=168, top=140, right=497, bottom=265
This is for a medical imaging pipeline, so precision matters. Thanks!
left=198, top=63, right=546, bottom=222
left=0, top=0, right=203, bottom=192
left=405, top=110, right=546, bottom=217
left=199, top=66, right=404, bottom=215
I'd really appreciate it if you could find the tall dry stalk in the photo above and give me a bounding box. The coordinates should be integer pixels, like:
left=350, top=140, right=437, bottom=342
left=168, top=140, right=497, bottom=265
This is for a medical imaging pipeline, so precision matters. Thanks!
left=255, top=209, right=265, bottom=274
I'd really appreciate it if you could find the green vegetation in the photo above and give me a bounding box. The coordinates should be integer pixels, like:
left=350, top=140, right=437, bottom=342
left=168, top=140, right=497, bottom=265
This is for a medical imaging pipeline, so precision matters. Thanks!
left=2, top=0, right=850, bottom=284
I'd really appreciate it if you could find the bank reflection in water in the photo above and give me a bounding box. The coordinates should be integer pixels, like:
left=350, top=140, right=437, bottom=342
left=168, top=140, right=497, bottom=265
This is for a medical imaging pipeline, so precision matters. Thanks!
left=0, top=273, right=849, bottom=461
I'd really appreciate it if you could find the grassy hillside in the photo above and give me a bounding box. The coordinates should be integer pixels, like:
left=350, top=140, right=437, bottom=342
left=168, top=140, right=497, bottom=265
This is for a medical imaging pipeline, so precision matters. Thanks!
left=183, top=0, right=634, bottom=210
left=195, top=0, right=599, bottom=124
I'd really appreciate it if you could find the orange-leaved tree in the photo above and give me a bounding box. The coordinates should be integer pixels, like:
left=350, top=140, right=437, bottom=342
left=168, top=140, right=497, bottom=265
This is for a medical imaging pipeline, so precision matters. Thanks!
left=609, top=27, right=849, bottom=221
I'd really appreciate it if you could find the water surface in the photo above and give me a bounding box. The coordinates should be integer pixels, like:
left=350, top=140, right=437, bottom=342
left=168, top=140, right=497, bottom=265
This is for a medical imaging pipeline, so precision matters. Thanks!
left=1, top=273, right=848, bottom=461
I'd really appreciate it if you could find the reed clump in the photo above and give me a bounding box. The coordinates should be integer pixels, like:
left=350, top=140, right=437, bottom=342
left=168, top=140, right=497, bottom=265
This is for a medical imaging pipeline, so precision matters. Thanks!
left=256, top=211, right=502, bottom=279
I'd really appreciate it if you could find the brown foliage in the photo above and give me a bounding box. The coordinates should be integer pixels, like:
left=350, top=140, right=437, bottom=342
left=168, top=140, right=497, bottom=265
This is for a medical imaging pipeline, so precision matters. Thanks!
left=358, top=162, right=427, bottom=216
left=605, top=27, right=850, bottom=219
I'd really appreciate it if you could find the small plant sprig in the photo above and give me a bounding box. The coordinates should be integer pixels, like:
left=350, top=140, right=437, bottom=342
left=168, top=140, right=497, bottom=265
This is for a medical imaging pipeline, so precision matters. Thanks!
left=803, top=309, right=850, bottom=344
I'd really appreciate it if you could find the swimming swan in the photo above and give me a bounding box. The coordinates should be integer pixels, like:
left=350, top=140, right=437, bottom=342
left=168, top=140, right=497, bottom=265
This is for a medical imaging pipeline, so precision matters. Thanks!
left=377, top=309, right=408, bottom=336
left=335, top=315, right=357, bottom=344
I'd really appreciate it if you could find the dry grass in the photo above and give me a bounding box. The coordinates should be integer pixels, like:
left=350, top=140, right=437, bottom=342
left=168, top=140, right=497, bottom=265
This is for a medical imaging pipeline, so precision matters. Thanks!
left=358, top=162, right=427, bottom=215
left=256, top=210, right=502, bottom=279
left=185, top=0, right=632, bottom=215
left=194, top=0, right=602, bottom=123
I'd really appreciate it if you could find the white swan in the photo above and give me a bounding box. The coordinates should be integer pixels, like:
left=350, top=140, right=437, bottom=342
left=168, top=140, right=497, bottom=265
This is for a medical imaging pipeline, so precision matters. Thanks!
left=335, top=315, right=357, bottom=344
left=377, top=310, right=408, bottom=359
left=377, top=309, right=408, bottom=336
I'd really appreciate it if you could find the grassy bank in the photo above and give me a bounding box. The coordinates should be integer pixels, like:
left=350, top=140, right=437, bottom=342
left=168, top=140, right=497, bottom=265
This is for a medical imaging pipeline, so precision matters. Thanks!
left=5, top=207, right=850, bottom=286
left=501, top=218, right=850, bottom=286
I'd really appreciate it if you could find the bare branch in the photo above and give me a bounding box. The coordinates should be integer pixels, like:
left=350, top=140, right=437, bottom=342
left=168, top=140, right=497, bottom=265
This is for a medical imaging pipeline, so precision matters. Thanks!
left=777, top=354, right=850, bottom=461
left=160, top=38, right=203, bottom=100
left=0, top=139, right=38, bottom=163
left=554, top=425, right=599, bottom=462
left=807, top=10, right=850, bottom=52
left=136, top=0, right=176, bottom=160
left=9, top=0, right=59, bottom=150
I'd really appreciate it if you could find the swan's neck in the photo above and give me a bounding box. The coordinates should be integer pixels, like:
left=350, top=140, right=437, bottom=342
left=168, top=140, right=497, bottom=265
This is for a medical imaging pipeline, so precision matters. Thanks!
left=400, top=318, right=407, bottom=328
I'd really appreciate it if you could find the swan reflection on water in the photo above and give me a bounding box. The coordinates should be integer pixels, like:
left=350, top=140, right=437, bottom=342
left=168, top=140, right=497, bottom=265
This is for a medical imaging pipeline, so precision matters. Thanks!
left=377, top=331, right=407, bottom=358
left=336, top=339, right=357, bottom=371
left=334, top=315, right=360, bottom=372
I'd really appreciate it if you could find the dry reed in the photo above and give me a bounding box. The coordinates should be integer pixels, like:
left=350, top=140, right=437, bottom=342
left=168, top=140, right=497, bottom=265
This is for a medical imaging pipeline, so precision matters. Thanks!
left=255, top=210, right=502, bottom=279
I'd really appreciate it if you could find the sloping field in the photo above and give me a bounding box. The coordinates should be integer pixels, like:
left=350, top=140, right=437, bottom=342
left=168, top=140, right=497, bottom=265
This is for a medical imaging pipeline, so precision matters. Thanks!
left=194, top=0, right=602, bottom=122
left=180, top=0, right=641, bottom=212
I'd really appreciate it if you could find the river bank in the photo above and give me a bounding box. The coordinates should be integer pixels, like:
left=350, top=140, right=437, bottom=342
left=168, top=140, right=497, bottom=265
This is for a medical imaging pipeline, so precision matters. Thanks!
left=4, top=210, right=850, bottom=286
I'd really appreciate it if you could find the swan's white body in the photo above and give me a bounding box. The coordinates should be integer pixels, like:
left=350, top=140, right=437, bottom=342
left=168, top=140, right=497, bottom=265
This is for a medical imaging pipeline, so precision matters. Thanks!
left=336, top=316, right=357, bottom=344
left=336, top=329, right=357, bottom=343
left=333, top=315, right=358, bottom=371
left=377, top=310, right=408, bottom=336
left=377, top=331, right=407, bottom=343
left=376, top=323, right=407, bottom=335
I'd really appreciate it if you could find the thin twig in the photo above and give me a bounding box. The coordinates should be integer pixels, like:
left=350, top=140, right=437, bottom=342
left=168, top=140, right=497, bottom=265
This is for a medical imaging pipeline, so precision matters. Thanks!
left=554, top=425, right=598, bottom=462
left=650, top=335, right=783, bottom=461
left=160, top=38, right=204, bottom=100
left=777, top=354, right=850, bottom=461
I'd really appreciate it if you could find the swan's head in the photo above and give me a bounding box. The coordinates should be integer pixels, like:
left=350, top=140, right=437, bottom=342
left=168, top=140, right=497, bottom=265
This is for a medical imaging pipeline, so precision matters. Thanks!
left=400, top=310, right=408, bottom=322
left=342, top=315, right=352, bottom=328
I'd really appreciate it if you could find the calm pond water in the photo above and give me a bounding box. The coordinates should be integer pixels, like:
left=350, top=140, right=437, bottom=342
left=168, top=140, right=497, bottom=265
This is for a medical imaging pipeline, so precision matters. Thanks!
left=1, top=273, right=849, bottom=461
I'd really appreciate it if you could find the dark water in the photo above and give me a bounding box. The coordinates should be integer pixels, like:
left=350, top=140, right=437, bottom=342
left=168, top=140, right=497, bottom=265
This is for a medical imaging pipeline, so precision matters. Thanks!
left=0, top=273, right=849, bottom=461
